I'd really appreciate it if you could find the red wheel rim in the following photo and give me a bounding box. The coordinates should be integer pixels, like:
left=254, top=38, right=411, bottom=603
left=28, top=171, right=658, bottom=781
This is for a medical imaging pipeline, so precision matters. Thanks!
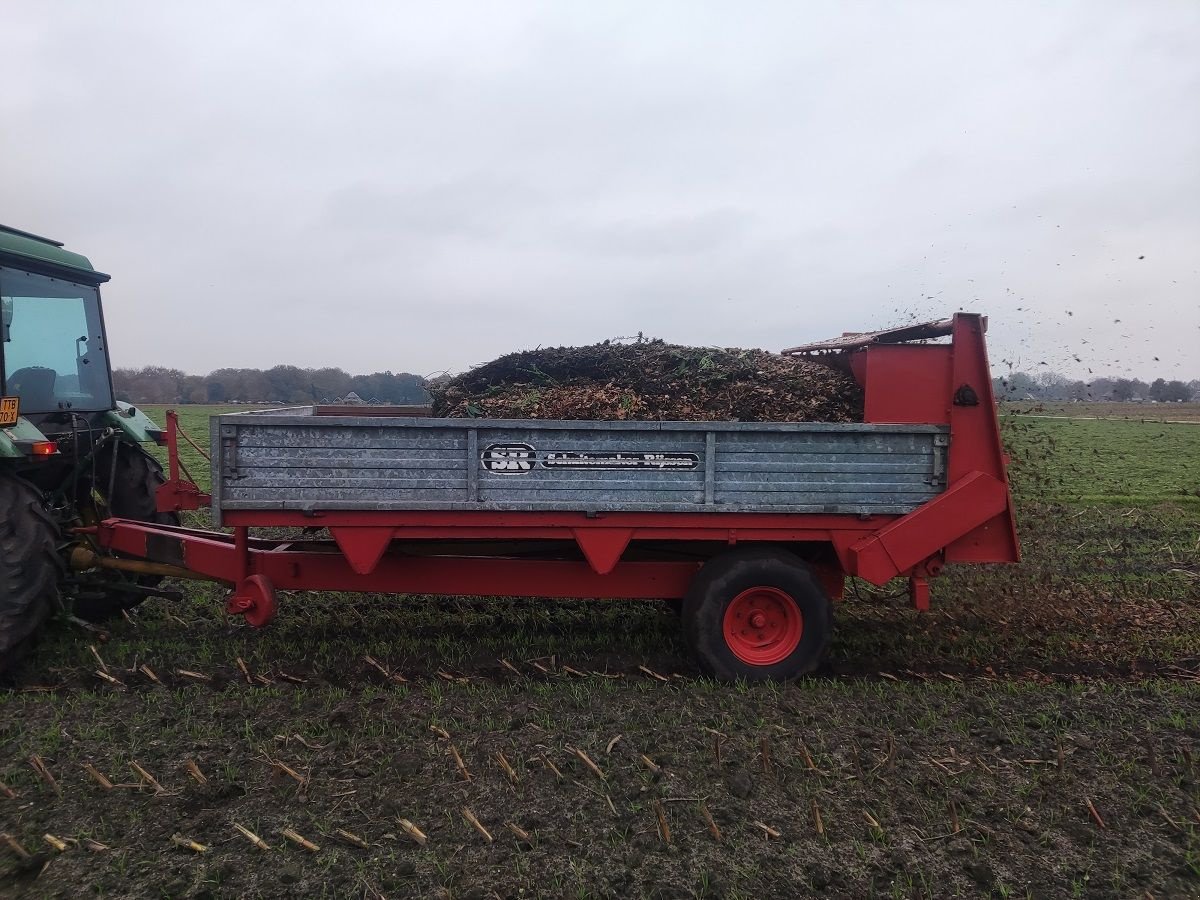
left=722, top=586, right=803, bottom=666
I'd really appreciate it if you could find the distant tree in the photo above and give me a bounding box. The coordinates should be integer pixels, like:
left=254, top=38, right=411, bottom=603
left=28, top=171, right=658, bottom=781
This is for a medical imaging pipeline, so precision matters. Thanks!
left=1149, top=378, right=1193, bottom=402
left=1112, top=378, right=1138, bottom=401
left=113, top=363, right=430, bottom=405
left=311, top=367, right=353, bottom=402
left=1088, top=377, right=1115, bottom=400
left=995, top=371, right=1197, bottom=405
left=1002, top=372, right=1041, bottom=399
left=1064, top=380, right=1089, bottom=401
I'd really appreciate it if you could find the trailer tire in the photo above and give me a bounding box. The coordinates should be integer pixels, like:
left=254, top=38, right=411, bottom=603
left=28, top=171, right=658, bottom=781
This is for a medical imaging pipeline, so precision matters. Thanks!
left=683, top=548, right=832, bottom=681
left=0, top=476, right=62, bottom=676
left=75, top=443, right=180, bottom=621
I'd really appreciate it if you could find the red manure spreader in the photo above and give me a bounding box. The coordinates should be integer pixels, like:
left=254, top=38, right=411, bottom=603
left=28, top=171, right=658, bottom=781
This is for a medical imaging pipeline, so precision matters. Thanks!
left=86, top=315, right=1018, bottom=681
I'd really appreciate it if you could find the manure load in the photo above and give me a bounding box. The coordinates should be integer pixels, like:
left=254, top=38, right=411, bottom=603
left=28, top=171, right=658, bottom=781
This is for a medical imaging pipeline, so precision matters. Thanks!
left=430, top=340, right=862, bottom=423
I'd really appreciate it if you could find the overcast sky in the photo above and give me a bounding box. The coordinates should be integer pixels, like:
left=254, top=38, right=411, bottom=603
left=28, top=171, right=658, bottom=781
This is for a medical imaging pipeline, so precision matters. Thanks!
left=3, top=1, right=1198, bottom=381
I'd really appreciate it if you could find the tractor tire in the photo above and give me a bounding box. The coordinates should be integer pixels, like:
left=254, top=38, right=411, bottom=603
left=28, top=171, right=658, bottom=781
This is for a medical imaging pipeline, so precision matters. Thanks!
left=74, top=442, right=180, bottom=622
left=0, top=475, right=62, bottom=675
left=682, top=547, right=832, bottom=682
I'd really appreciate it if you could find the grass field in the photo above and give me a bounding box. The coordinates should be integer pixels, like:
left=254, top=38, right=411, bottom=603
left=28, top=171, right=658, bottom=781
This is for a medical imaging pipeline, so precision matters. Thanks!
left=1006, top=401, right=1200, bottom=424
left=2, top=405, right=1198, bottom=898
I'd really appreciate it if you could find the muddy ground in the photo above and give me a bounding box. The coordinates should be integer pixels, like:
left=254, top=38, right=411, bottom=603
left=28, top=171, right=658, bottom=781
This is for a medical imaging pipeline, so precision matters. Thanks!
left=3, top=669, right=1200, bottom=899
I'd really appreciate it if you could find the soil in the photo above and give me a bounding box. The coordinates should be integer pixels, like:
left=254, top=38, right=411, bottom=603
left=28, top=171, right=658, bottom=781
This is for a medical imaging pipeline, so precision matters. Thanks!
left=3, top=516, right=1200, bottom=900
left=3, top=662, right=1199, bottom=900
left=430, top=340, right=862, bottom=422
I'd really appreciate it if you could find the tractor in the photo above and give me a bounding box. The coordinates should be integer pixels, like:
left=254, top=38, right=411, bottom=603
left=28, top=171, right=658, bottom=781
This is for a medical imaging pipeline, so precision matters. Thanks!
left=0, top=224, right=178, bottom=670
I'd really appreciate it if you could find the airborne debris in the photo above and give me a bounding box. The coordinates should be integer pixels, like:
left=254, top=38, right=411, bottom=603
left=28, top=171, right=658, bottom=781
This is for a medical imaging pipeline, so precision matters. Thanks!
left=430, top=339, right=862, bottom=422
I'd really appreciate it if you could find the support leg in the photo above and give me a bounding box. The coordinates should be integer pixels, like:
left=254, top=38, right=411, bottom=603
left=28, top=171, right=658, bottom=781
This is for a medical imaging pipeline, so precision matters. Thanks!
left=908, top=574, right=930, bottom=612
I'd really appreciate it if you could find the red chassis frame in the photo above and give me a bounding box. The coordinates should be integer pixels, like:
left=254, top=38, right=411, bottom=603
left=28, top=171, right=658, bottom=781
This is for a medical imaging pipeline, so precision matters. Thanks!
left=94, top=313, right=1019, bottom=623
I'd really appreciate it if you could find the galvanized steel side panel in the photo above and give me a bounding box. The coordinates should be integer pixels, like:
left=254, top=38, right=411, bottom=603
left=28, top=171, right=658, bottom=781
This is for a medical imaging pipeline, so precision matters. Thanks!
left=213, top=411, right=948, bottom=517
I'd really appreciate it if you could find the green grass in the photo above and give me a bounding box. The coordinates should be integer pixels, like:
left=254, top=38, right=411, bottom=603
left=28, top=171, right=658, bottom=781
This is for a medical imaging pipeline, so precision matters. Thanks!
left=1003, top=415, right=1200, bottom=505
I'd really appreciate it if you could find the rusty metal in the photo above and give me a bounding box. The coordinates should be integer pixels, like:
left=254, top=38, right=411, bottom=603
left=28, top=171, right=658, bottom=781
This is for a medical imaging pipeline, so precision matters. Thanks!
left=781, top=317, right=970, bottom=354
left=68, top=545, right=221, bottom=582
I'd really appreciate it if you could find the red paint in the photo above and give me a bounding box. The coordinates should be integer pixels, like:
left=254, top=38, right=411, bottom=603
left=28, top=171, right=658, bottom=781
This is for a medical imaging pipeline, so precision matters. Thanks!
left=572, top=527, right=634, bottom=575
left=156, top=410, right=210, bottom=512
left=220, top=508, right=891, bottom=533
left=860, top=345, right=954, bottom=425
left=722, top=587, right=803, bottom=665
left=226, top=574, right=278, bottom=627
left=330, top=526, right=396, bottom=575
left=849, top=470, right=1009, bottom=585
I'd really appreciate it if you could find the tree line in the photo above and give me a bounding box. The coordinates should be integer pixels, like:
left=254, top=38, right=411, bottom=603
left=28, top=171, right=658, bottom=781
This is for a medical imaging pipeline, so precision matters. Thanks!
left=112, top=363, right=1197, bottom=407
left=112, top=365, right=431, bottom=405
left=993, top=372, right=1197, bottom=403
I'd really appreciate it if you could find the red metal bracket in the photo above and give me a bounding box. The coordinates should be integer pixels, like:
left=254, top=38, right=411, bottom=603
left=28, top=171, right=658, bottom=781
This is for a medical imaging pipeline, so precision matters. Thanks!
left=573, top=527, right=633, bottom=575
left=330, top=527, right=396, bottom=575
left=157, top=410, right=211, bottom=512
left=156, top=479, right=211, bottom=514
left=848, top=471, right=1009, bottom=585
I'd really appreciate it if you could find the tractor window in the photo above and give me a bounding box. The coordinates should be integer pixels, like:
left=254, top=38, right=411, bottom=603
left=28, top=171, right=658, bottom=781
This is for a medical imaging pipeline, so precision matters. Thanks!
left=0, top=266, right=113, bottom=414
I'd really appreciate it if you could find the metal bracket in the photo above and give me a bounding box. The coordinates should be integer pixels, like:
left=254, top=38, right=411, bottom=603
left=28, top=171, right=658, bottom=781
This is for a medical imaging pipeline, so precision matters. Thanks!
left=929, top=434, right=949, bottom=486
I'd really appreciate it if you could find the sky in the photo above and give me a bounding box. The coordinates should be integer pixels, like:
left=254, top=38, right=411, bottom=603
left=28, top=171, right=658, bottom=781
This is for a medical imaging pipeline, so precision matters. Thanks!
left=2, top=1, right=1198, bottom=382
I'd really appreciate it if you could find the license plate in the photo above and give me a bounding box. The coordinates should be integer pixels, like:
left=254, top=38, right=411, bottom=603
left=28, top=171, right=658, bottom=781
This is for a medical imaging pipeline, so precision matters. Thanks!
left=0, top=397, right=19, bottom=426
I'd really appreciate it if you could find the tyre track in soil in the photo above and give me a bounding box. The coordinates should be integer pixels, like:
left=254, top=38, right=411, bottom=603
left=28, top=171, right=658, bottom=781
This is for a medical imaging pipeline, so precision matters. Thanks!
left=14, top=653, right=1200, bottom=697
left=14, top=598, right=1200, bottom=693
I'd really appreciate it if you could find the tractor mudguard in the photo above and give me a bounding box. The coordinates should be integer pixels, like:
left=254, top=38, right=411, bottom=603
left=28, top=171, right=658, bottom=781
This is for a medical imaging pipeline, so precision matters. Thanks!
left=0, top=417, right=50, bottom=458
left=104, top=402, right=165, bottom=445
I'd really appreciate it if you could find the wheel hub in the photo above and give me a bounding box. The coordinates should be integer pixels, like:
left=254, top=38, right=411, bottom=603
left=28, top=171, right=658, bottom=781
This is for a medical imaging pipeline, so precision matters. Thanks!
left=722, top=586, right=804, bottom=666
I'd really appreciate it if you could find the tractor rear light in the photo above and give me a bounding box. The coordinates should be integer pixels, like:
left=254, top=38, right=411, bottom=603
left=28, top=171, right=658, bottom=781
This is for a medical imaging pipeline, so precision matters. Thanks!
left=31, top=441, right=59, bottom=456
left=146, top=427, right=167, bottom=446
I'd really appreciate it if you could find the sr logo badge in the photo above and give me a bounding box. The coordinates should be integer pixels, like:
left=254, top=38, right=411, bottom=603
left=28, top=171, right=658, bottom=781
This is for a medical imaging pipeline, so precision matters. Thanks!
left=481, top=442, right=536, bottom=473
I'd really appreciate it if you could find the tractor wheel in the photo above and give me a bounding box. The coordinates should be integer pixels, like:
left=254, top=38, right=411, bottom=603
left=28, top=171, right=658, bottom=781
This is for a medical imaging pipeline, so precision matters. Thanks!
left=682, top=547, right=832, bottom=682
left=0, top=475, right=63, bottom=675
left=74, top=442, right=180, bottom=622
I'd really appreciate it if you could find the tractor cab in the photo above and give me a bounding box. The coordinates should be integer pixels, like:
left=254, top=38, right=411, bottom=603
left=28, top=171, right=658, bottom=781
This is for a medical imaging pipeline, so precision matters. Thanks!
left=0, top=225, right=164, bottom=468
left=1, top=224, right=114, bottom=429
left=1, top=258, right=115, bottom=419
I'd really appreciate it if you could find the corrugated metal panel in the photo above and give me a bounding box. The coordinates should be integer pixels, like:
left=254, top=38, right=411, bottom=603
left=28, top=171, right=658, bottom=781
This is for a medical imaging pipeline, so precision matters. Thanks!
left=212, top=411, right=948, bottom=521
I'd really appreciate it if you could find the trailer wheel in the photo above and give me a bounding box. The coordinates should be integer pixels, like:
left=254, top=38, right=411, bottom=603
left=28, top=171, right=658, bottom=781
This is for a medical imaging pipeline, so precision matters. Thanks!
left=683, top=548, right=832, bottom=681
left=0, top=475, right=63, bottom=676
left=75, top=443, right=180, bottom=621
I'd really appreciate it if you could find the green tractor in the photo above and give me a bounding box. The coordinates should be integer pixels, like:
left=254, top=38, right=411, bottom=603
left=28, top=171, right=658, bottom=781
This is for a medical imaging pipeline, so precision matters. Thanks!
left=1, top=224, right=179, bottom=670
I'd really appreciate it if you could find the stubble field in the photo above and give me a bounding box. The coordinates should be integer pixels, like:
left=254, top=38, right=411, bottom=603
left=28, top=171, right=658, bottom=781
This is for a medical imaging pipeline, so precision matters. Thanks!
left=1, top=404, right=1198, bottom=899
